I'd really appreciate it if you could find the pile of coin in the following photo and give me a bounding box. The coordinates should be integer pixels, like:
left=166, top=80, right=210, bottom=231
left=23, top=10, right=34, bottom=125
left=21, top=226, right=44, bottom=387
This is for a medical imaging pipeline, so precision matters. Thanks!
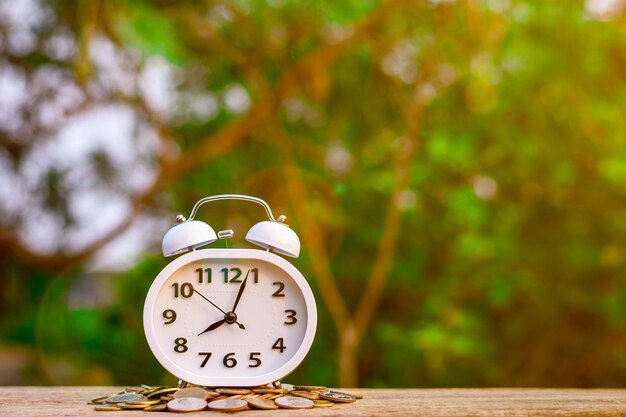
left=89, top=382, right=363, bottom=412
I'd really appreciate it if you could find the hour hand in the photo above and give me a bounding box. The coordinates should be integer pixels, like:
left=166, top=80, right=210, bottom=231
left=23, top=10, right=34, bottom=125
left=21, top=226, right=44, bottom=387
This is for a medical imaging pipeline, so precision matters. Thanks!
left=198, top=318, right=226, bottom=336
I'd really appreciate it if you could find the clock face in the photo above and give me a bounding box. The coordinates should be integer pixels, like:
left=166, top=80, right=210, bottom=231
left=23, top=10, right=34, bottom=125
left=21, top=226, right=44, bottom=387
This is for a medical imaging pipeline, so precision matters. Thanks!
left=143, top=249, right=317, bottom=386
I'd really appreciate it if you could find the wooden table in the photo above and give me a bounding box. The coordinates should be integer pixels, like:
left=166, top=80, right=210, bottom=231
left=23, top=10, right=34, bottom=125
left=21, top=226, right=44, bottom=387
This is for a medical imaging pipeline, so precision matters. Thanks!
left=1, top=387, right=626, bottom=416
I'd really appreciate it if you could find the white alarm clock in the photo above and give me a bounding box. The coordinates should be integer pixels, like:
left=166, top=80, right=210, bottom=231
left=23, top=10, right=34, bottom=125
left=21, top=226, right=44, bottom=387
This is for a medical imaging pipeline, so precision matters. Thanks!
left=143, top=194, right=317, bottom=387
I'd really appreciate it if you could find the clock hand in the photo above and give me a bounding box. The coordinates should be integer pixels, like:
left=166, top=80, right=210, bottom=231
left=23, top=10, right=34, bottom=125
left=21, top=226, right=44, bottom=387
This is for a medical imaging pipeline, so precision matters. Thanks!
left=193, top=288, right=246, bottom=331
left=192, top=288, right=227, bottom=315
left=198, top=318, right=226, bottom=336
left=232, top=270, right=250, bottom=313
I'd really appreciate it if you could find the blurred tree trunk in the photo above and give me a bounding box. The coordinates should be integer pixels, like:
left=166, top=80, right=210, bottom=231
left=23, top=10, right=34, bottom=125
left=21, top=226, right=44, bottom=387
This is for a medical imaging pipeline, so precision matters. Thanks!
left=277, top=100, right=420, bottom=385
left=339, top=326, right=359, bottom=387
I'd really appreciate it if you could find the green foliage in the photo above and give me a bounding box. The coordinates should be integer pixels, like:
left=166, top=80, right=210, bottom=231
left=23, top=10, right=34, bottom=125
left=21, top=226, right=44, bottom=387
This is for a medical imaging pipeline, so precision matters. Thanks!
left=115, top=1, right=187, bottom=65
left=3, top=0, right=626, bottom=388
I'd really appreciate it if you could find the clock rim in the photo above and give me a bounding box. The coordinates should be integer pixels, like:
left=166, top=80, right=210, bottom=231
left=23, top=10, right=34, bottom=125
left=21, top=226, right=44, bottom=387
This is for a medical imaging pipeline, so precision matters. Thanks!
left=143, top=248, right=317, bottom=386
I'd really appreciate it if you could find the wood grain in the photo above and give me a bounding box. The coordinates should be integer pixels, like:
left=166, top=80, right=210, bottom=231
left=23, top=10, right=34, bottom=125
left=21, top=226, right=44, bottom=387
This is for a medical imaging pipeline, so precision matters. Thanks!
left=1, top=387, right=626, bottom=416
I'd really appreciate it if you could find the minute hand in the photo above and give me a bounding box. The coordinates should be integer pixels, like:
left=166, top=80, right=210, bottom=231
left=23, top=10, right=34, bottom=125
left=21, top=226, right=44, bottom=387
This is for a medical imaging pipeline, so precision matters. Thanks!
left=193, top=288, right=227, bottom=315
left=232, top=270, right=250, bottom=313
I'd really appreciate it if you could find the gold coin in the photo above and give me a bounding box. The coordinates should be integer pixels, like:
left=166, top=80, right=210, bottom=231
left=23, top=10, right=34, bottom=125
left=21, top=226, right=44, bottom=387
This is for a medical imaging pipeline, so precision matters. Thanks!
left=119, top=403, right=149, bottom=410
left=319, top=391, right=357, bottom=403
left=290, top=390, right=320, bottom=400
left=207, top=398, right=249, bottom=412
left=95, top=405, right=122, bottom=411
left=89, top=394, right=112, bottom=404
left=330, top=389, right=364, bottom=399
left=215, top=388, right=252, bottom=395
left=161, top=395, right=175, bottom=402
left=147, top=387, right=180, bottom=398
left=274, top=396, right=314, bottom=409
left=253, top=388, right=288, bottom=394
left=207, top=395, right=229, bottom=402
left=294, top=385, right=327, bottom=392
left=246, top=397, right=279, bottom=410
left=313, top=400, right=335, bottom=408
left=166, top=397, right=208, bottom=413
left=143, top=404, right=167, bottom=412
left=105, top=393, right=144, bottom=404
left=173, top=387, right=209, bottom=400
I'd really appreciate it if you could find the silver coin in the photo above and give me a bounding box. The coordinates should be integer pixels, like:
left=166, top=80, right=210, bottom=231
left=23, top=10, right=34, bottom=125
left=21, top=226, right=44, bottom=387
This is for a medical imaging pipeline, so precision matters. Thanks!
left=167, top=397, right=208, bottom=412
left=320, top=391, right=357, bottom=403
left=274, top=396, right=315, bottom=409
left=280, top=383, right=295, bottom=392
left=330, top=389, right=364, bottom=399
left=105, top=393, right=144, bottom=404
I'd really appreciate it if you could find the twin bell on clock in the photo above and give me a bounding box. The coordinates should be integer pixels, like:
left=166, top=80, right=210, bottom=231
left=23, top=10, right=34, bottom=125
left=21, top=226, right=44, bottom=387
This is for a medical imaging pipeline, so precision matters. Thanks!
left=143, top=194, right=317, bottom=387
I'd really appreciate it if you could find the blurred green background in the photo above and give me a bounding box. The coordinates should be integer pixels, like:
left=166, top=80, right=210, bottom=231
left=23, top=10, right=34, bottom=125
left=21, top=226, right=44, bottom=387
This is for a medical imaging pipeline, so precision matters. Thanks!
left=2, top=0, right=626, bottom=388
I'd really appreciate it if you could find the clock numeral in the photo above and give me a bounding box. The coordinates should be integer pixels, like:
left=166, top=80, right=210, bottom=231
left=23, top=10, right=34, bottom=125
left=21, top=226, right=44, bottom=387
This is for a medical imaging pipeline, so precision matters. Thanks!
left=196, top=267, right=212, bottom=284
left=211, top=352, right=262, bottom=368
left=272, top=282, right=285, bottom=297
left=223, top=352, right=237, bottom=368
left=284, top=309, right=297, bottom=325
left=249, top=352, right=262, bottom=368
left=272, top=338, right=286, bottom=353
left=162, top=309, right=177, bottom=325
left=199, top=352, right=212, bottom=367
left=171, top=282, right=193, bottom=298
left=174, top=337, right=188, bottom=353
left=221, top=267, right=242, bottom=283
left=219, top=267, right=258, bottom=283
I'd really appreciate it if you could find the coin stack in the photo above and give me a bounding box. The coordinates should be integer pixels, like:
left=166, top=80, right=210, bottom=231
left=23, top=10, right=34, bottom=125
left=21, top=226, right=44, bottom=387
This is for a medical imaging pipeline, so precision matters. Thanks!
left=89, top=382, right=363, bottom=412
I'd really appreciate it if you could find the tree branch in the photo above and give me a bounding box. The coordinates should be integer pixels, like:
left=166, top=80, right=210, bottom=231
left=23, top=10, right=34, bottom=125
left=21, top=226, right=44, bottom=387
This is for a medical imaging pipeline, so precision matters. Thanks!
left=167, top=6, right=386, bottom=179
left=276, top=127, right=352, bottom=330
left=2, top=0, right=395, bottom=272
left=353, top=103, right=422, bottom=338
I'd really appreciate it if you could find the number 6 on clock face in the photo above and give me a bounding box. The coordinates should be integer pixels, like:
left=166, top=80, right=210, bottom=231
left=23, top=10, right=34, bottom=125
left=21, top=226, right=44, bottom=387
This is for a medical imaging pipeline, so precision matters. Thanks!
left=143, top=249, right=317, bottom=387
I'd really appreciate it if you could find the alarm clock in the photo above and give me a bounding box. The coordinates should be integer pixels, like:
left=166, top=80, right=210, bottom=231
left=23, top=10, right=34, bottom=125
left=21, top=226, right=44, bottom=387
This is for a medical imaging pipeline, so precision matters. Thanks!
left=143, top=194, right=317, bottom=387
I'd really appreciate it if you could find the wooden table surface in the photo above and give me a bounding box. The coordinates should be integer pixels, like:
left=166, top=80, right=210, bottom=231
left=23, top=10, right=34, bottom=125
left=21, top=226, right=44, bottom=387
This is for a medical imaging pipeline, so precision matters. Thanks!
left=1, top=387, right=626, bottom=416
